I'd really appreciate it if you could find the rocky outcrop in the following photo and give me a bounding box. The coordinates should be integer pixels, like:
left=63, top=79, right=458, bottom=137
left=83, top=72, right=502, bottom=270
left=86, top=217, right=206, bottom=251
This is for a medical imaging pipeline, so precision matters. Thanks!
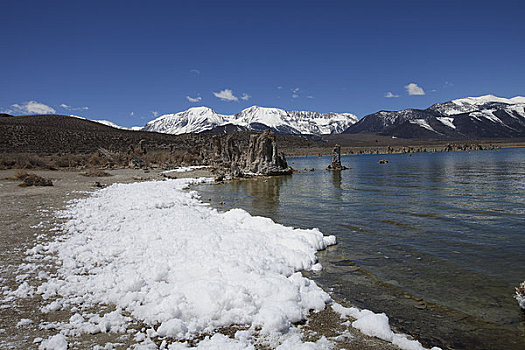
left=244, top=130, right=292, bottom=175
left=326, top=144, right=348, bottom=170
left=209, top=130, right=293, bottom=177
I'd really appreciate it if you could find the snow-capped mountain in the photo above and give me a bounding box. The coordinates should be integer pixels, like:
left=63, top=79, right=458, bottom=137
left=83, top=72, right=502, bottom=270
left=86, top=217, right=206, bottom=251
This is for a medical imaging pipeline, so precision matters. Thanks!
left=143, top=106, right=359, bottom=135
left=344, top=95, right=525, bottom=139
left=143, top=107, right=229, bottom=134
left=342, top=108, right=436, bottom=134
left=429, top=94, right=525, bottom=116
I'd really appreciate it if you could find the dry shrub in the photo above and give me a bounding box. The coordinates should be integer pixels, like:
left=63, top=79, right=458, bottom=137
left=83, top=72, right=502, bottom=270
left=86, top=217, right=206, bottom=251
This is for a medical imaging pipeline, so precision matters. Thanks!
left=87, top=152, right=104, bottom=167
left=87, top=150, right=116, bottom=168
left=171, top=151, right=184, bottom=164
left=82, top=169, right=112, bottom=177
left=0, top=155, right=17, bottom=169
left=112, top=151, right=129, bottom=168
left=13, top=154, right=47, bottom=169
left=145, top=151, right=171, bottom=165
left=17, top=173, right=53, bottom=187
left=52, top=153, right=87, bottom=168
left=11, top=170, right=30, bottom=180
left=182, top=152, right=201, bottom=165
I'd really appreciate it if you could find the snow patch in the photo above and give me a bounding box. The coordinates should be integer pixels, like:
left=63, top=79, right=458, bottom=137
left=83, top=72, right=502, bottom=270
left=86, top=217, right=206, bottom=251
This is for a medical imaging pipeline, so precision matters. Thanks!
left=162, top=166, right=210, bottom=174
left=452, top=94, right=525, bottom=106
left=331, top=303, right=441, bottom=350
left=409, top=119, right=437, bottom=133
left=32, top=178, right=336, bottom=347
left=16, top=318, right=33, bottom=327
left=436, top=117, right=456, bottom=129
left=469, top=110, right=503, bottom=124
left=39, top=334, right=68, bottom=350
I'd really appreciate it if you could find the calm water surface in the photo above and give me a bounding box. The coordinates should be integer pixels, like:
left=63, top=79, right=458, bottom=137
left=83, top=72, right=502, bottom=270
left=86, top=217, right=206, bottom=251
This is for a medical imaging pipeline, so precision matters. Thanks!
left=196, top=148, right=525, bottom=349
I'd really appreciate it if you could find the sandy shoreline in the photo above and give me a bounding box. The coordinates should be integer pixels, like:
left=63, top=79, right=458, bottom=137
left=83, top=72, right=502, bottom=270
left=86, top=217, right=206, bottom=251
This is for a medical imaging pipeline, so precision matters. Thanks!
left=0, top=168, right=413, bottom=349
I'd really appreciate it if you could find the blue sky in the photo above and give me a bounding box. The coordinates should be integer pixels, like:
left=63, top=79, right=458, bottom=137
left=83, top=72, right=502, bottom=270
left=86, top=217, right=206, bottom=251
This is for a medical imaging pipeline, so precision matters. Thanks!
left=1, top=0, right=524, bottom=127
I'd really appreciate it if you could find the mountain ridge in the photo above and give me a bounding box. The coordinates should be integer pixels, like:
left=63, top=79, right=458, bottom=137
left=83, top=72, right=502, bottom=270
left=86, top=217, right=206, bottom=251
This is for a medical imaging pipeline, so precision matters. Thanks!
left=344, top=94, right=525, bottom=139
left=143, top=105, right=359, bottom=136
left=5, top=94, right=524, bottom=139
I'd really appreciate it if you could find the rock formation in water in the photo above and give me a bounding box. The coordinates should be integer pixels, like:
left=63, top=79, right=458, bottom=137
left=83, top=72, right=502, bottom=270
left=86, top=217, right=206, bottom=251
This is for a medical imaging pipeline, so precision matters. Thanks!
left=209, top=130, right=293, bottom=177
left=244, top=130, right=292, bottom=175
left=326, top=144, right=348, bottom=170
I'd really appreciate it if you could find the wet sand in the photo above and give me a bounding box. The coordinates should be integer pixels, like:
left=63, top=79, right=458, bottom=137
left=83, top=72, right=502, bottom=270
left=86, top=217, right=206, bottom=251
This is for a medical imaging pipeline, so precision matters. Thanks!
left=0, top=168, right=401, bottom=349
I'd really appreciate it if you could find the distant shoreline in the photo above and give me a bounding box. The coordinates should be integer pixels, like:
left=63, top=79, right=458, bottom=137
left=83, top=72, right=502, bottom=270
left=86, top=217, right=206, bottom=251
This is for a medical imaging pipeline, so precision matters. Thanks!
left=282, top=138, right=525, bottom=157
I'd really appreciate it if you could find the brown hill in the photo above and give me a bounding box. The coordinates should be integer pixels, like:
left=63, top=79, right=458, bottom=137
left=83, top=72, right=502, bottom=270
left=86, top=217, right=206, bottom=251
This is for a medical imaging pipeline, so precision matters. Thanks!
left=0, top=114, right=316, bottom=155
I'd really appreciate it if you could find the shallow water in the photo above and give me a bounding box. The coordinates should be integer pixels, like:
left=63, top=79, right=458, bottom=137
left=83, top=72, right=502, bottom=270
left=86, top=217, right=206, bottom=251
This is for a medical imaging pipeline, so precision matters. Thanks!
left=196, top=148, right=525, bottom=349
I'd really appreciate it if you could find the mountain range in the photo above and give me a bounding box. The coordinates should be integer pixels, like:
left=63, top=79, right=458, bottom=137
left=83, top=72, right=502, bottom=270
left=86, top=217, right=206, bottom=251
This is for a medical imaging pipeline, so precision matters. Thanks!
left=79, top=94, right=525, bottom=139
left=142, top=106, right=359, bottom=136
left=344, top=95, right=525, bottom=138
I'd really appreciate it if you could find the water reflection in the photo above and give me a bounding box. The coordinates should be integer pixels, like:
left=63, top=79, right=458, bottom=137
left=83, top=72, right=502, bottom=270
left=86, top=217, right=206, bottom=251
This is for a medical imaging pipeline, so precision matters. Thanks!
left=196, top=148, right=525, bottom=349
left=226, top=176, right=289, bottom=215
left=331, top=170, right=342, bottom=189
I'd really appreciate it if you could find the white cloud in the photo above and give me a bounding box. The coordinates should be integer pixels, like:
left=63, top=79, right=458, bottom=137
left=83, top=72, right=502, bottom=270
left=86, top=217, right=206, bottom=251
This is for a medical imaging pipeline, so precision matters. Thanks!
left=186, top=95, right=202, bottom=103
left=292, top=94, right=299, bottom=99
left=307, top=96, right=314, bottom=99
left=292, top=88, right=300, bottom=93
left=60, top=103, right=89, bottom=111
left=277, top=86, right=283, bottom=90
left=385, top=92, right=400, bottom=98
left=241, top=93, right=251, bottom=101
left=190, top=69, right=200, bottom=75
left=9, top=101, right=56, bottom=115
left=130, top=112, right=134, bottom=117
left=405, top=83, right=425, bottom=96
left=152, top=111, right=159, bottom=117
left=213, top=89, right=238, bottom=102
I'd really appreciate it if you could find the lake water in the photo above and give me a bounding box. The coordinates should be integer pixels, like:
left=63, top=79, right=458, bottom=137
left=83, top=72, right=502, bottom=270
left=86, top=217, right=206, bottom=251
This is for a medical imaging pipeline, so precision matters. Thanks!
left=195, top=148, right=525, bottom=349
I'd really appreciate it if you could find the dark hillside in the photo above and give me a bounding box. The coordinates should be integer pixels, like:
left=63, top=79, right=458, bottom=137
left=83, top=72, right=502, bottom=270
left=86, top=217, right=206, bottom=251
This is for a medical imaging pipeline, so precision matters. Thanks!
left=0, top=114, right=315, bottom=155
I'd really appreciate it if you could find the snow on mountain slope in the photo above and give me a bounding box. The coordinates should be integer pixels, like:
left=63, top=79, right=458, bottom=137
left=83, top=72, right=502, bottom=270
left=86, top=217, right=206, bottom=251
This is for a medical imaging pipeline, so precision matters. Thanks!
left=143, top=106, right=359, bottom=135
left=233, top=106, right=293, bottom=132
left=143, top=107, right=231, bottom=134
left=409, top=119, right=436, bottom=132
left=436, top=117, right=456, bottom=129
left=91, top=119, right=142, bottom=131
left=346, top=95, right=525, bottom=138
left=452, top=94, right=525, bottom=105
left=343, top=109, right=435, bottom=134
left=429, top=94, right=525, bottom=116
left=93, top=120, right=126, bottom=129
left=287, top=111, right=359, bottom=134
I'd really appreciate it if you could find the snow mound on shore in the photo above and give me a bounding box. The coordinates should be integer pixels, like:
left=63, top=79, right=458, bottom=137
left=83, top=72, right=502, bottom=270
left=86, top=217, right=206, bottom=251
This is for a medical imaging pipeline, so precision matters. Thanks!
left=332, top=304, right=441, bottom=350
left=34, top=178, right=336, bottom=347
